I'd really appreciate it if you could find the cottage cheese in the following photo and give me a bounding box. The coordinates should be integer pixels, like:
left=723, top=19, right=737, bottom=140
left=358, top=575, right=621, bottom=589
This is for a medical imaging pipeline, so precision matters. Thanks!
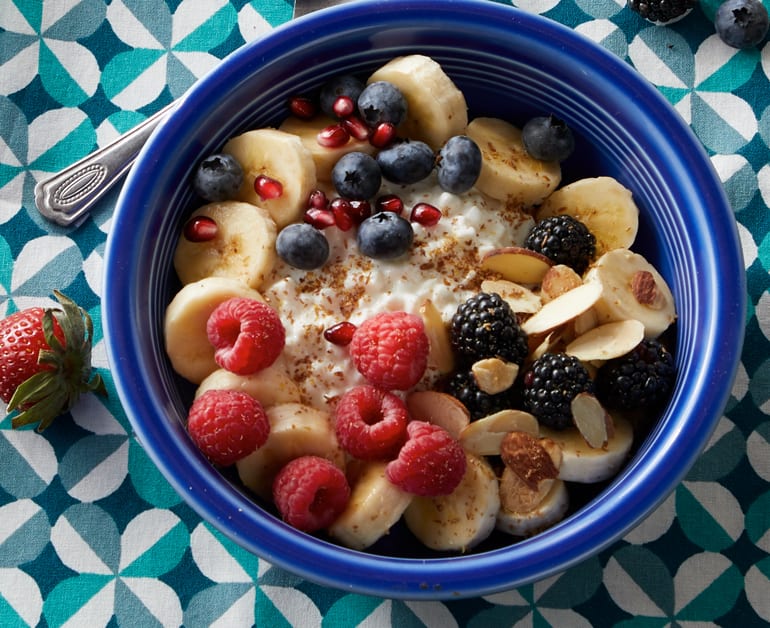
left=262, top=173, right=534, bottom=409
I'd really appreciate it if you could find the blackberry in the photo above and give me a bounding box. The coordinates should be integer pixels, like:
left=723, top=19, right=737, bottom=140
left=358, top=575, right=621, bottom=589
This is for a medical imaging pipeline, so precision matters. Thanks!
left=523, top=352, right=594, bottom=430
left=628, top=0, right=697, bottom=24
left=595, top=339, right=676, bottom=410
left=445, top=370, right=519, bottom=420
left=450, top=292, right=529, bottom=366
left=525, top=215, right=596, bottom=274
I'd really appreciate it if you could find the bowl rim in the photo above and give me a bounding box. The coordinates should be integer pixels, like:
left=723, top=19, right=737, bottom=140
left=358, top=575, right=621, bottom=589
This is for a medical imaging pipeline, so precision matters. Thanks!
left=103, top=0, right=746, bottom=599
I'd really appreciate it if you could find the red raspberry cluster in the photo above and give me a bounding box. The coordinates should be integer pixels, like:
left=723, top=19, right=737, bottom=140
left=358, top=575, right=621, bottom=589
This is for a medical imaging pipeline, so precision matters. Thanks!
left=185, top=297, right=285, bottom=466
left=330, top=311, right=466, bottom=497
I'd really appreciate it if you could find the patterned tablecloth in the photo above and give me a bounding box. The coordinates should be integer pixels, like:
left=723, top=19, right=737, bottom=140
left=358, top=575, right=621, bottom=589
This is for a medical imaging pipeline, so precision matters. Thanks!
left=1, top=0, right=769, bottom=625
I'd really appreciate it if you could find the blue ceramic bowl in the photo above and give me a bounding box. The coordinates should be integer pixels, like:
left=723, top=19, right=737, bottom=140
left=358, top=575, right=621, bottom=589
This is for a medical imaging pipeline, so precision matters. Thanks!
left=103, top=0, right=745, bottom=599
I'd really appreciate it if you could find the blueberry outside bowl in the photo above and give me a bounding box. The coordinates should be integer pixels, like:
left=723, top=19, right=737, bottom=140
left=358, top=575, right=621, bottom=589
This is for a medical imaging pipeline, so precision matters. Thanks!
left=102, top=0, right=745, bottom=600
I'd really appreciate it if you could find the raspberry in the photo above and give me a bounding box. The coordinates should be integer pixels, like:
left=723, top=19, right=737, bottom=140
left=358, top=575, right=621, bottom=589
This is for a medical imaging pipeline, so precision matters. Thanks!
left=334, top=385, right=409, bottom=460
left=207, top=298, right=285, bottom=375
left=385, top=421, right=467, bottom=497
left=272, top=455, right=350, bottom=532
left=349, top=311, right=429, bottom=390
left=186, top=389, right=269, bottom=466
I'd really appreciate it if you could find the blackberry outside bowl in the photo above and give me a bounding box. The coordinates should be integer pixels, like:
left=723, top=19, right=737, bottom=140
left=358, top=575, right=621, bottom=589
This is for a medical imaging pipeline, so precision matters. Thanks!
left=102, top=0, right=745, bottom=599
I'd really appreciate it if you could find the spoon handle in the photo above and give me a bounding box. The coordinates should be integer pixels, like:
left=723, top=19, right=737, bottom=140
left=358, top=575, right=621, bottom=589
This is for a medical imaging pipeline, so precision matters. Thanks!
left=34, top=102, right=177, bottom=227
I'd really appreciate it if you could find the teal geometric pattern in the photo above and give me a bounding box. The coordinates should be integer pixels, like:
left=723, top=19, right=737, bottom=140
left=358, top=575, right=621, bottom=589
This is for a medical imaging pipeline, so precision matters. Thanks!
left=1, top=0, right=769, bottom=625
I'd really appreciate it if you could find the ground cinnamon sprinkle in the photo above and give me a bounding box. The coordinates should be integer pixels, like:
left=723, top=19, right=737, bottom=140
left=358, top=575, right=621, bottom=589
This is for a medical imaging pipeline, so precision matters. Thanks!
left=261, top=176, right=534, bottom=409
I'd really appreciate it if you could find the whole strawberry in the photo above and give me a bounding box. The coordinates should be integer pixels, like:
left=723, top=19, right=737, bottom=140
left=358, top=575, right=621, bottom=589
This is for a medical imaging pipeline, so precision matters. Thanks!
left=0, top=291, right=106, bottom=430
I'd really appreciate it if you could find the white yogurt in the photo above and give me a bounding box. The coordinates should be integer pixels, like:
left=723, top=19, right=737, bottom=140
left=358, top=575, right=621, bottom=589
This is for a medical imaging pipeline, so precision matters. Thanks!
left=262, top=174, right=534, bottom=409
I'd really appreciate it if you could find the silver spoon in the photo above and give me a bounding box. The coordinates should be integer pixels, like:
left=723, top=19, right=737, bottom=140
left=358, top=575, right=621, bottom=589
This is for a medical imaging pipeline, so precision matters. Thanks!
left=34, top=0, right=343, bottom=227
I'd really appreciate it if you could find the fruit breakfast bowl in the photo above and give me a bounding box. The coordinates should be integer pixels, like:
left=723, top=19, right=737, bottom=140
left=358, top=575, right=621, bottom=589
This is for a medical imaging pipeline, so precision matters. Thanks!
left=102, top=0, right=745, bottom=600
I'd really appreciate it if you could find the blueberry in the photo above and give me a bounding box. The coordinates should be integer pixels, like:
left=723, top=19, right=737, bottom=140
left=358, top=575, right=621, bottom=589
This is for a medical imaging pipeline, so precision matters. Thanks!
left=521, top=115, right=575, bottom=162
left=332, top=152, right=382, bottom=200
left=276, top=223, right=330, bottom=270
left=715, top=0, right=769, bottom=49
left=193, top=153, right=243, bottom=201
left=357, top=81, right=408, bottom=127
left=436, top=135, right=482, bottom=194
left=319, top=74, right=365, bottom=119
left=356, top=211, right=414, bottom=259
left=376, top=140, right=435, bottom=184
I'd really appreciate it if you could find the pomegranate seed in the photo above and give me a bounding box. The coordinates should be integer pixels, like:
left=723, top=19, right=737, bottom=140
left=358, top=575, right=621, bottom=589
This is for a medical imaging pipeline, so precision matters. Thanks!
left=307, top=189, right=329, bottom=210
left=342, top=115, right=371, bottom=141
left=183, top=215, right=218, bottom=242
left=332, top=95, right=356, bottom=119
left=369, top=122, right=397, bottom=148
left=376, top=194, right=404, bottom=215
left=288, top=96, right=317, bottom=119
left=317, top=124, right=350, bottom=148
left=330, top=198, right=354, bottom=231
left=304, top=207, right=336, bottom=229
left=324, top=321, right=357, bottom=346
left=255, top=175, right=283, bottom=200
left=346, top=199, right=372, bottom=225
left=410, top=202, right=442, bottom=226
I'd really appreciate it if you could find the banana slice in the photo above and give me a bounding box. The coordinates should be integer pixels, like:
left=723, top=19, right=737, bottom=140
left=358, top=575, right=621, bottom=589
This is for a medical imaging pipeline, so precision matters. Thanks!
left=195, top=357, right=301, bottom=408
left=496, top=476, right=569, bottom=538
left=173, top=201, right=277, bottom=290
left=223, top=128, right=317, bottom=229
left=164, top=277, right=265, bottom=384
left=495, top=431, right=566, bottom=537
left=403, top=453, right=500, bottom=552
left=536, top=177, right=639, bottom=255
left=539, top=414, right=634, bottom=484
left=466, top=117, right=561, bottom=208
left=367, top=54, right=468, bottom=149
left=584, top=248, right=676, bottom=338
left=278, top=114, right=377, bottom=182
left=328, top=461, right=414, bottom=550
left=235, top=402, right=344, bottom=501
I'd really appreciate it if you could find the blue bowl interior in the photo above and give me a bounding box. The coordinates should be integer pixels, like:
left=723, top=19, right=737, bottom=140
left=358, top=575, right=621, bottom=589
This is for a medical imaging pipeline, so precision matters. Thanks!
left=103, top=0, right=745, bottom=599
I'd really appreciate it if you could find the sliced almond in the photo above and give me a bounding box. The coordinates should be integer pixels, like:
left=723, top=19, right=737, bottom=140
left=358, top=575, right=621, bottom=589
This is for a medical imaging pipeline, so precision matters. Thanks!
left=540, top=264, right=582, bottom=303
left=566, top=319, right=645, bottom=362
left=419, top=298, right=455, bottom=374
left=499, top=466, right=554, bottom=514
left=481, top=278, right=542, bottom=314
left=472, top=357, right=519, bottom=395
left=528, top=329, right=562, bottom=362
left=521, top=282, right=602, bottom=336
left=572, top=307, right=599, bottom=337
left=460, top=409, right=539, bottom=456
left=570, top=392, right=614, bottom=449
left=481, top=246, right=553, bottom=286
left=405, top=390, right=470, bottom=440
left=498, top=434, right=562, bottom=513
left=500, top=431, right=560, bottom=491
